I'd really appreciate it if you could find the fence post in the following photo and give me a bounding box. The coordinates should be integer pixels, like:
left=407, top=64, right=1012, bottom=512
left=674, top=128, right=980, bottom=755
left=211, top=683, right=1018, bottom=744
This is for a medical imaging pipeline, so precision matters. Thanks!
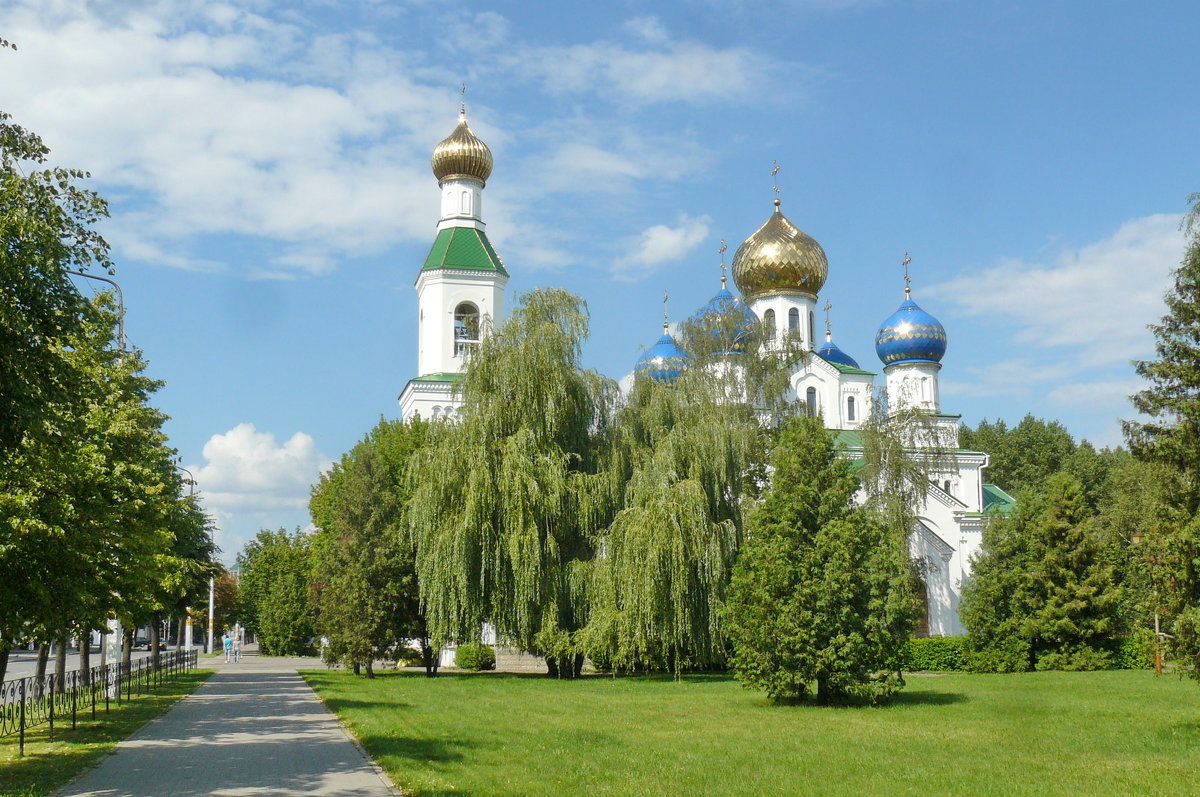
left=92, top=668, right=97, bottom=720
left=48, top=676, right=54, bottom=742
left=19, top=677, right=25, bottom=758
left=72, top=670, right=77, bottom=729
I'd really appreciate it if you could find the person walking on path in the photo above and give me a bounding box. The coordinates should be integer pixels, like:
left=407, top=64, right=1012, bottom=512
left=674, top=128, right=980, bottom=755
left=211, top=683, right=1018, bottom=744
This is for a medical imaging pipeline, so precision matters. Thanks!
left=233, top=634, right=242, bottom=663
left=223, top=633, right=232, bottom=663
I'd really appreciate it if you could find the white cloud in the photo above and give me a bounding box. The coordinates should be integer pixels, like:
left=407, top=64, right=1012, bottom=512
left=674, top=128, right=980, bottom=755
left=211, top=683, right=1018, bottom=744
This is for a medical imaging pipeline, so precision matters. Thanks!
left=927, top=214, right=1184, bottom=368
left=187, top=423, right=331, bottom=557
left=614, top=213, right=712, bottom=281
left=940, top=358, right=1067, bottom=398
left=509, top=38, right=780, bottom=106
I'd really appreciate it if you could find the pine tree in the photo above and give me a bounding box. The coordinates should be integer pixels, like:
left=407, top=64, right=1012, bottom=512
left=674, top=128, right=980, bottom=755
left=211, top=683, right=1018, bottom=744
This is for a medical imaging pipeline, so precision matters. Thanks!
left=962, top=472, right=1122, bottom=671
left=1124, top=193, right=1200, bottom=681
left=724, top=416, right=917, bottom=704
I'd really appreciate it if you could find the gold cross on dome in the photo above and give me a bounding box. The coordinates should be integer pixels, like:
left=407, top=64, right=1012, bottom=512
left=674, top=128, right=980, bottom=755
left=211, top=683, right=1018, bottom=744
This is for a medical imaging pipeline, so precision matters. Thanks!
left=460, top=82, right=467, bottom=114
left=718, top=239, right=728, bottom=286
left=902, top=252, right=913, bottom=297
left=663, top=290, right=670, bottom=329
left=823, top=300, right=833, bottom=333
left=771, top=160, right=781, bottom=194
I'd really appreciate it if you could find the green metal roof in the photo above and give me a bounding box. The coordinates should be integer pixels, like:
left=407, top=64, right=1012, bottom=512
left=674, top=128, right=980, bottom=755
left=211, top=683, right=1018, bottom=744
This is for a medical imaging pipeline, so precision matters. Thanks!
left=420, top=227, right=508, bottom=276
left=409, top=372, right=464, bottom=383
left=816, top=354, right=876, bottom=376
left=982, top=483, right=1018, bottom=516
left=829, top=429, right=864, bottom=449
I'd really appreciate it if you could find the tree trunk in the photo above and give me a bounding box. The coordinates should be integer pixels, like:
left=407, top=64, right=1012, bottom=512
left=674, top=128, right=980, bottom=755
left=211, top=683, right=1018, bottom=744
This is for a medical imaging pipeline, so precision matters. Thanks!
left=122, top=628, right=133, bottom=669
left=352, top=662, right=361, bottom=676
left=573, top=653, right=585, bottom=679
left=0, top=638, right=10, bottom=683
left=816, top=675, right=830, bottom=705
left=54, top=632, right=67, bottom=692
left=36, top=642, right=50, bottom=680
left=80, top=632, right=91, bottom=686
left=545, top=656, right=559, bottom=678
left=365, top=660, right=375, bottom=679
left=175, top=617, right=183, bottom=652
left=150, top=613, right=162, bottom=669
left=422, top=644, right=439, bottom=677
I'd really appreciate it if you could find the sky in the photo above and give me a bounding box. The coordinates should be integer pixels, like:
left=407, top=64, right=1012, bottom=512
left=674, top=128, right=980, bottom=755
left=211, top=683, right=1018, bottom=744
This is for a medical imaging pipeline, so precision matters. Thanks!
left=3, top=0, right=1197, bottom=562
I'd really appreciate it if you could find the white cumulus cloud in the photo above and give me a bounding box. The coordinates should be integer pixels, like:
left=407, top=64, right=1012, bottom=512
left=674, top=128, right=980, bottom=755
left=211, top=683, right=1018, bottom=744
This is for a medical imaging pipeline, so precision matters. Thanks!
left=614, top=213, right=712, bottom=281
left=187, top=423, right=331, bottom=558
left=927, top=213, right=1184, bottom=368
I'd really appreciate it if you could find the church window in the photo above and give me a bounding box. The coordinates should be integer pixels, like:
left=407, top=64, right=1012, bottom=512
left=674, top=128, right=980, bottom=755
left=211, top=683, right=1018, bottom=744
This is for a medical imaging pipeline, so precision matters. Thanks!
left=763, top=309, right=776, bottom=339
left=454, top=302, right=480, bottom=357
left=788, top=308, right=799, bottom=332
left=944, top=480, right=952, bottom=494
left=460, top=190, right=470, bottom=215
left=806, top=386, right=817, bottom=416
left=847, top=395, right=856, bottom=421
left=808, top=310, right=815, bottom=345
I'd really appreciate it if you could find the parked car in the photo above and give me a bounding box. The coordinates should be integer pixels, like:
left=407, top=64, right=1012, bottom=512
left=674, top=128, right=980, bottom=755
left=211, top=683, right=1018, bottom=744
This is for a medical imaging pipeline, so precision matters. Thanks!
left=133, top=636, right=166, bottom=650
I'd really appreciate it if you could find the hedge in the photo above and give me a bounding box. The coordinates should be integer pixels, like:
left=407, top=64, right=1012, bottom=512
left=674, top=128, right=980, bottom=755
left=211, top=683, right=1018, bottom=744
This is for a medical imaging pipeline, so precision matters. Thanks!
left=902, top=637, right=968, bottom=672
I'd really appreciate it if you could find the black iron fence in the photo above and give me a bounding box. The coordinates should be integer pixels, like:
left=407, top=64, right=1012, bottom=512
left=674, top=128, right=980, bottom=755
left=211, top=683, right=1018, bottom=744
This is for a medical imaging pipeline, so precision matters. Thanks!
left=0, top=648, right=198, bottom=756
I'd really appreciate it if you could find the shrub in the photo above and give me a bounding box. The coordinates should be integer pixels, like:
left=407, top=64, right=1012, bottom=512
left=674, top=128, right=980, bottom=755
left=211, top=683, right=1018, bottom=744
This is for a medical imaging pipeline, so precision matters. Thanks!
left=455, top=643, right=496, bottom=671
left=395, top=646, right=426, bottom=668
left=902, top=637, right=967, bottom=671
left=1111, top=632, right=1156, bottom=670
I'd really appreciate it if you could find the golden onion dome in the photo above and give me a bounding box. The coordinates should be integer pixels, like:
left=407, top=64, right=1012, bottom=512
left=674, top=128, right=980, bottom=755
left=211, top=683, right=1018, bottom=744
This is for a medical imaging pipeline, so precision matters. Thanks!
left=431, top=112, right=493, bottom=185
left=731, top=199, right=828, bottom=299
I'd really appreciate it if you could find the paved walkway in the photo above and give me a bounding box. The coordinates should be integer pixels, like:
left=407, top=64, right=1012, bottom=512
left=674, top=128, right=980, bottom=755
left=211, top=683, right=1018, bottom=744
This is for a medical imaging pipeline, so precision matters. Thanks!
left=56, top=653, right=399, bottom=797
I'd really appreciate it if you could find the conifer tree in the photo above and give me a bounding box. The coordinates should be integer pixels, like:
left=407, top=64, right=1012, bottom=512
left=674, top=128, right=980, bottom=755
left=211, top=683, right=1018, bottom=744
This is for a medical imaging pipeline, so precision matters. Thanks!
left=962, top=472, right=1122, bottom=671
left=724, top=415, right=917, bottom=704
left=1124, top=193, right=1200, bottom=681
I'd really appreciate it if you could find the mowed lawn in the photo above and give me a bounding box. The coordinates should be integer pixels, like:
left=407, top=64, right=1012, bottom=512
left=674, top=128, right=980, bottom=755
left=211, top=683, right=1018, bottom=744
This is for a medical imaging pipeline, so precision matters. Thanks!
left=302, top=668, right=1200, bottom=796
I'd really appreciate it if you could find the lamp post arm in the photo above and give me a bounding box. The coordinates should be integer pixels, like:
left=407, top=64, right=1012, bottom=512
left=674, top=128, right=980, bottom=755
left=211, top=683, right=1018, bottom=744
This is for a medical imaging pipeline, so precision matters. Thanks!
left=66, top=270, right=125, bottom=350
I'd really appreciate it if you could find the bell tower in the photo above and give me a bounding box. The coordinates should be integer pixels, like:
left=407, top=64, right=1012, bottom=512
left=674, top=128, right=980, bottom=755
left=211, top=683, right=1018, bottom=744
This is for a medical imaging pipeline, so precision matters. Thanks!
left=399, top=104, right=509, bottom=422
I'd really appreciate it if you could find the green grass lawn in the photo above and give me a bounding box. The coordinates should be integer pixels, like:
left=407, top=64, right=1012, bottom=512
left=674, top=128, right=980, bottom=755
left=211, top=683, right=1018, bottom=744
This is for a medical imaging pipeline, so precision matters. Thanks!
left=0, top=669, right=212, bottom=797
left=302, top=669, right=1200, bottom=797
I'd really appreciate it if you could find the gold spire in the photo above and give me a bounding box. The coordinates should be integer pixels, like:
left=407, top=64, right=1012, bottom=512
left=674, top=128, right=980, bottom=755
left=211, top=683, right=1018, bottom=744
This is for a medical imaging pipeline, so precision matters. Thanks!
left=902, top=252, right=913, bottom=298
left=663, top=290, right=670, bottom=331
left=431, top=95, right=493, bottom=185
left=718, top=239, right=728, bottom=288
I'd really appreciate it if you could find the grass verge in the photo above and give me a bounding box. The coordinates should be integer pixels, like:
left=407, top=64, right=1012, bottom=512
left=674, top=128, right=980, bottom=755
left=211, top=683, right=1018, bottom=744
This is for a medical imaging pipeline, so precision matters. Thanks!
left=303, top=669, right=1200, bottom=797
left=0, top=669, right=212, bottom=797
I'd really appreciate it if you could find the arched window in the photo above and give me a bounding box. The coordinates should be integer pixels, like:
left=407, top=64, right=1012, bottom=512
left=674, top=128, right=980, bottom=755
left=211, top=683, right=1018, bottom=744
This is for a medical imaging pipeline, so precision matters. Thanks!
left=944, top=480, right=952, bottom=494
left=847, top=395, right=856, bottom=421
left=454, top=302, right=480, bottom=357
left=806, top=386, right=817, bottom=416
left=808, top=310, right=815, bottom=345
left=460, top=190, right=470, bottom=214
left=788, top=308, right=799, bottom=332
left=763, top=309, right=776, bottom=339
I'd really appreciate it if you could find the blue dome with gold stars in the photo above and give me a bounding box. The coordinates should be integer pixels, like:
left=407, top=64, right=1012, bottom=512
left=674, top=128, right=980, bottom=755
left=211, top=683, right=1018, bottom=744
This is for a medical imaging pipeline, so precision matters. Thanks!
left=817, top=332, right=861, bottom=369
left=636, top=325, right=690, bottom=382
left=689, top=286, right=759, bottom=354
left=875, top=297, right=947, bottom=367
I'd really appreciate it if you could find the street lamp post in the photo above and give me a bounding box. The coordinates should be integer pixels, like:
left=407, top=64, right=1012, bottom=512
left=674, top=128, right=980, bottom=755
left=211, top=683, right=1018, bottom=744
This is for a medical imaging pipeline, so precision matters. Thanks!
left=66, top=270, right=125, bottom=349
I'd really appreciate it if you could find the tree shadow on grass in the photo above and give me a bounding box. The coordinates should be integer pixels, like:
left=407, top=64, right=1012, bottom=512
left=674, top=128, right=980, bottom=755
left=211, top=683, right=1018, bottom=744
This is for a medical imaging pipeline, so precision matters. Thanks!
left=888, top=689, right=969, bottom=707
left=358, top=733, right=473, bottom=767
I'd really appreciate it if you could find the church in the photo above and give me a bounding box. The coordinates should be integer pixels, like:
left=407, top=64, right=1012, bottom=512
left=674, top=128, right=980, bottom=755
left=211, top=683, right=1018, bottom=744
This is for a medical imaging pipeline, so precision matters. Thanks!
left=398, top=108, right=1016, bottom=638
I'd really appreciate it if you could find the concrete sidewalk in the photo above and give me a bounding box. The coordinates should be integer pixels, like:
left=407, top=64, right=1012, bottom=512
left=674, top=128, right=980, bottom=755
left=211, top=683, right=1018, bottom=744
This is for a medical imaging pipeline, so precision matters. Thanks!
left=56, top=654, right=399, bottom=797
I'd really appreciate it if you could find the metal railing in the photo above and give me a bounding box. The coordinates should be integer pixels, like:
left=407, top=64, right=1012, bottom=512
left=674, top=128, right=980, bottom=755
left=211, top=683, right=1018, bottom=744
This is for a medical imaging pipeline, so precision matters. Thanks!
left=1, top=648, right=198, bottom=756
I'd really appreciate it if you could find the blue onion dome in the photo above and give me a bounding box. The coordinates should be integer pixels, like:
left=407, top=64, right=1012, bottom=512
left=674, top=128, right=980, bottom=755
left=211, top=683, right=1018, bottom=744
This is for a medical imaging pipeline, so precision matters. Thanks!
left=636, top=323, right=690, bottom=382
left=817, top=330, right=861, bottom=369
left=874, top=293, right=948, bottom=367
left=689, top=280, right=759, bottom=354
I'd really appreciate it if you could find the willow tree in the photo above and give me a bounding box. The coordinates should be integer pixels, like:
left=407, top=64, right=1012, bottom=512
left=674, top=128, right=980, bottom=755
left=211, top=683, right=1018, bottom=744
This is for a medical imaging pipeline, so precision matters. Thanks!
left=582, top=303, right=797, bottom=672
left=408, top=289, right=618, bottom=677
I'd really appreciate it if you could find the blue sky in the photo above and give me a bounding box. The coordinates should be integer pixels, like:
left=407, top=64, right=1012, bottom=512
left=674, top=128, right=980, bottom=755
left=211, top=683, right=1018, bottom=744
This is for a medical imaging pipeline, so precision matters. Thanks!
left=3, top=0, right=1196, bottom=561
